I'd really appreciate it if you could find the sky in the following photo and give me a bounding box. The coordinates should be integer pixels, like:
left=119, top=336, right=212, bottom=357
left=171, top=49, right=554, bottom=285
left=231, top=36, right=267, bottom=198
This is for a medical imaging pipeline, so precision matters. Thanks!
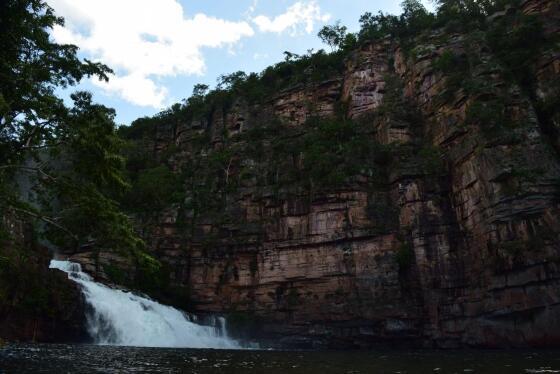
left=46, top=0, right=433, bottom=125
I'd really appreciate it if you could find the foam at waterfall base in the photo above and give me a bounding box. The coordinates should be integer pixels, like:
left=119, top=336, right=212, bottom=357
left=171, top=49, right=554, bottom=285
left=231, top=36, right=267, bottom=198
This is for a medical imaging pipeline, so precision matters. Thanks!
left=49, top=260, right=242, bottom=349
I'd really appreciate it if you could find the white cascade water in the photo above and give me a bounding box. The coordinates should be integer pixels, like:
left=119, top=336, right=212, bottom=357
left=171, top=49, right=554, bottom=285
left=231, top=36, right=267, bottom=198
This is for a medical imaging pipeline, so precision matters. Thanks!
left=49, top=259, right=242, bottom=349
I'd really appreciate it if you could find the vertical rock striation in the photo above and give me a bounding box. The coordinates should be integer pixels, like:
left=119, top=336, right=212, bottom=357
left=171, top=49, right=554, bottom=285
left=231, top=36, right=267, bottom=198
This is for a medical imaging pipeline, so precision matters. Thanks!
left=73, top=0, right=560, bottom=348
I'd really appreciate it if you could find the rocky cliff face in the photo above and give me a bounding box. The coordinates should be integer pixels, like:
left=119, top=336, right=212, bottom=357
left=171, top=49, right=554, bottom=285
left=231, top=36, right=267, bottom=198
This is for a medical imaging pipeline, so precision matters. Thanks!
left=74, top=0, right=560, bottom=348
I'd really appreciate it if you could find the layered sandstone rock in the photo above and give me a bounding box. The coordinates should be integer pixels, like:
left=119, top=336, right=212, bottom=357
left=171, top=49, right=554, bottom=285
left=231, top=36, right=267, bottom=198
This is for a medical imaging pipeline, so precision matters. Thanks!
left=72, top=1, right=560, bottom=348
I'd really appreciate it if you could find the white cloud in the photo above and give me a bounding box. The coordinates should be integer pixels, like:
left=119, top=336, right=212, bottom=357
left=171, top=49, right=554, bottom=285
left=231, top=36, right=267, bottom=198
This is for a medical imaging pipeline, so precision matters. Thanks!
left=92, top=74, right=168, bottom=108
left=252, top=1, right=330, bottom=35
left=48, top=0, right=254, bottom=108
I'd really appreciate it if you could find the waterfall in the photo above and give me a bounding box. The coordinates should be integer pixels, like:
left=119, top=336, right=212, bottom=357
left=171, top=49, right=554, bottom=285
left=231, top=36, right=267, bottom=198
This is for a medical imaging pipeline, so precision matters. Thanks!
left=49, top=260, right=242, bottom=349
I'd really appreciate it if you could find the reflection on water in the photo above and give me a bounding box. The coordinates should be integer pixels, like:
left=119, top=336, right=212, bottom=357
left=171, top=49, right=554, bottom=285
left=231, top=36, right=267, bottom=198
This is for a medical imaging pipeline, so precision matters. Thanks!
left=1, top=344, right=560, bottom=373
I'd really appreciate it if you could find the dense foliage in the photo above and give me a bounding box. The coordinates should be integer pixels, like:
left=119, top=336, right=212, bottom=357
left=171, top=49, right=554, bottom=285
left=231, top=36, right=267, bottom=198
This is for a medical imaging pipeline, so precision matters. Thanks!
left=0, top=0, right=142, bottom=254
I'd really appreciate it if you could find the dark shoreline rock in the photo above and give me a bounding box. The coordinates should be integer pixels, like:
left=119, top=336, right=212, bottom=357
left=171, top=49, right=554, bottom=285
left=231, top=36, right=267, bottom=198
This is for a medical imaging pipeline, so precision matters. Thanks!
left=0, top=242, right=89, bottom=344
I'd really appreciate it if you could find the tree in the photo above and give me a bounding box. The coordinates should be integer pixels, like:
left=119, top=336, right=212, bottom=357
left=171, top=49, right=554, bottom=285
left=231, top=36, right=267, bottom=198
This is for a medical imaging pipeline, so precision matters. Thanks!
left=0, top=0, right=111, bottom=161
left=356, top=1, right=437, bottom=44
left=283, top=51, right=300, bottom=62
left=122, top=165, right=182, bottom=228
left=400, top=0, right=434, bottom=34
left=358, top=11, right=401, bottom=42
left=217, top=71, right=247, bottom=90
left=318, top=21, right=348, bottom=51
left=0, top=0, right=141, bottom=253
left=433, top=0, right=509, bottom=29
left=192, top=83, right=209, bottom=98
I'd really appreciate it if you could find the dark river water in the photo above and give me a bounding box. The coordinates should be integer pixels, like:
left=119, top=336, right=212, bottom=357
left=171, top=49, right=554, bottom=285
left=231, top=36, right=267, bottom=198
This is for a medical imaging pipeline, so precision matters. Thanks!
left=1, top=344, right=560, bottom=373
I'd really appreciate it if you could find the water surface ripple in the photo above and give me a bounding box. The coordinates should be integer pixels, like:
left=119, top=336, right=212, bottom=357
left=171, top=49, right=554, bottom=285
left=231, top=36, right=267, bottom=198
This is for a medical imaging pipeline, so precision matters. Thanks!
left=1, top=344, right=560, bottom=373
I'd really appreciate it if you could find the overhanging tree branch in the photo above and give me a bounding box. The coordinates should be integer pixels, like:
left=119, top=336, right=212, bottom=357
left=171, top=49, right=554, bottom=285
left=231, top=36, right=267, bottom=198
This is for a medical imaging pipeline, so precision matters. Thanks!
left=0, top=164, right=57, bottom=182
left=10, top=206, right=79, bottom=243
